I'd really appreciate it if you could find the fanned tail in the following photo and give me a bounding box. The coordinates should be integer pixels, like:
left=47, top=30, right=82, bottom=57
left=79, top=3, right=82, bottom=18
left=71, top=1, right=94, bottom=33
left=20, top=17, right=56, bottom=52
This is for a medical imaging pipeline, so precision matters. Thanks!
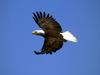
left=61, top=31, right=77, bottom=43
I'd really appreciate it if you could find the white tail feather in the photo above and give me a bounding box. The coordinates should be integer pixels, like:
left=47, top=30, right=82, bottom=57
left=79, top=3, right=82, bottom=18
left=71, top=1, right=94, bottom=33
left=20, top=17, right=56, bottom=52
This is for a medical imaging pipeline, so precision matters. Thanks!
left=60, top=31, right=77, bottom=43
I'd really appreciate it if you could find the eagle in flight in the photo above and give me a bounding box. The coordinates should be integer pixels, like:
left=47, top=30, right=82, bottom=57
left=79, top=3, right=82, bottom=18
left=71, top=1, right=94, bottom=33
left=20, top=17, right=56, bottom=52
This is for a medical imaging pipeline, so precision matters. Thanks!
left=32, top=11, right=77, bottom=55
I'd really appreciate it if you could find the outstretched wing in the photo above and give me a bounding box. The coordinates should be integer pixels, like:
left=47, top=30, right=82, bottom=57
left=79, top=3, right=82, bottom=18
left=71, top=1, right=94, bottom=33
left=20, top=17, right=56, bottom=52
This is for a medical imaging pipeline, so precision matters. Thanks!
left=32, top=11, right=62, bottom=33
left=34, top=35, right=63, bottom=55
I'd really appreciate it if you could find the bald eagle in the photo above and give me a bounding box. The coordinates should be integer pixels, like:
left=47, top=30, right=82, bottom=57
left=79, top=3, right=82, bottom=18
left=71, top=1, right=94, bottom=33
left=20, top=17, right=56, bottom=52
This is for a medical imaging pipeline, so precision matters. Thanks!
left=32, top=11, right=77, bottom=55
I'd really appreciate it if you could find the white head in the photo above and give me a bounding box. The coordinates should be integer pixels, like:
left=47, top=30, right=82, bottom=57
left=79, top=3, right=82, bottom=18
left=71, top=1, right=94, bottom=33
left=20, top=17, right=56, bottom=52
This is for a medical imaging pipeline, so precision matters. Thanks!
left=32, top=30, right=45, bottom=36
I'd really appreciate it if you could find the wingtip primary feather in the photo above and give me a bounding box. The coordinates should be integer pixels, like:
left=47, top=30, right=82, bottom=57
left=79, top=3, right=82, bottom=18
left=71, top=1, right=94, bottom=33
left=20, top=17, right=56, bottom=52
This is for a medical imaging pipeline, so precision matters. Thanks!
left=33, top=12, right=38, bottom=20
left=36, top=11, right=41, bottom=18
left=33, top=11, right=52, bottom=19
left=47, top=13, right=50, bottom=18
left=43, top=12, right=46, bottom=18
left=39, top=11, right=42, bottom=18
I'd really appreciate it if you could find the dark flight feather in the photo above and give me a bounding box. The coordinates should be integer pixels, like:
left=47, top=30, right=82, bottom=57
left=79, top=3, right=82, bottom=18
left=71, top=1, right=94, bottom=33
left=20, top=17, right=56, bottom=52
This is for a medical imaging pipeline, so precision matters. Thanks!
left=43, top=12, right=46, bottom=18
left=46, top=14, right=49, bottom=18
left=39, top=11, right=42, bottom=18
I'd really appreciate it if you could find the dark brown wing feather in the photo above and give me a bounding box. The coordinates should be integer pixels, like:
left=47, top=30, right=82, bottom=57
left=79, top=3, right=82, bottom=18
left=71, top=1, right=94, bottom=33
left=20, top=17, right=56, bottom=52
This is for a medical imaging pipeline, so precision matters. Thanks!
left=33, top=11, right=62, bottom=33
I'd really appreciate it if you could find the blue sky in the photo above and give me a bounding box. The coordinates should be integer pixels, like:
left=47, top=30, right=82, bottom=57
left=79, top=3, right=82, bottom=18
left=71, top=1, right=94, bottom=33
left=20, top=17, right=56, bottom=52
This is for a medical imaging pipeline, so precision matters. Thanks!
left=0, top=0, right=100, bottom=75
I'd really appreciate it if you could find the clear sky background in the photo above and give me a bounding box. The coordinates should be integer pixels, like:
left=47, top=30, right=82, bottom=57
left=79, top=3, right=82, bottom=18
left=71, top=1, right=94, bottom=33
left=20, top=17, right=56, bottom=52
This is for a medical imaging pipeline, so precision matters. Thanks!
left=0, top=0, right=100, bottom=75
